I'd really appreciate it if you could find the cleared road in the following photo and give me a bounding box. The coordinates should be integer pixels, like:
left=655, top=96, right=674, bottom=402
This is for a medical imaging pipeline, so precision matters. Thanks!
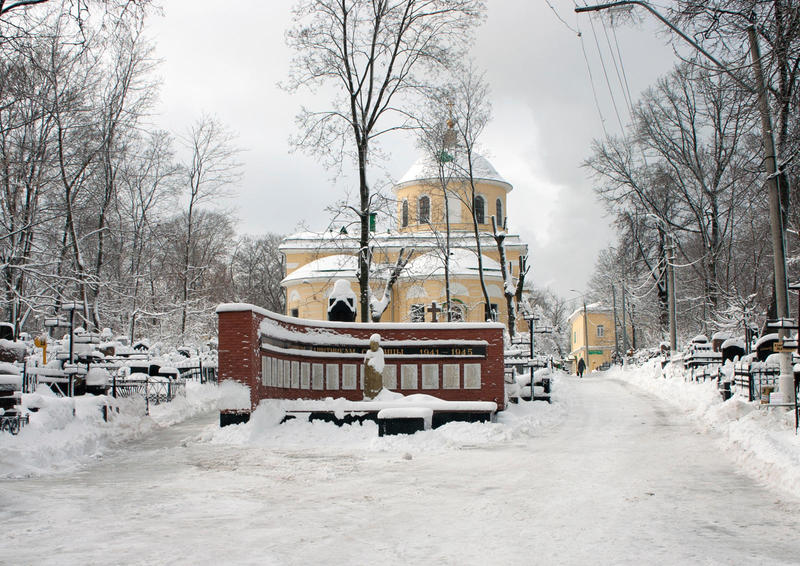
left=2, top=374, right=799, bottom=565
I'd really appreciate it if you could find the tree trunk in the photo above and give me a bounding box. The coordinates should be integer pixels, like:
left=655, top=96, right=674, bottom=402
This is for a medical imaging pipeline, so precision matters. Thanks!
left=357, top=140, right=370, bottom=322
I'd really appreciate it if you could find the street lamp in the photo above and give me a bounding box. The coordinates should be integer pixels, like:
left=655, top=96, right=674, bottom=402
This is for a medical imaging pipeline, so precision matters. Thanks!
left=522, top=311, right=539, bottom=361
left=576, top=0, right=793, bottom=402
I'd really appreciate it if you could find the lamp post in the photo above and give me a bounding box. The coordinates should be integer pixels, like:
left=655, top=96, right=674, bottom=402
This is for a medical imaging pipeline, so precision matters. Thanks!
left=576, top=0, right=792, bottom=402
left=522, top=311, right=539, bottom=360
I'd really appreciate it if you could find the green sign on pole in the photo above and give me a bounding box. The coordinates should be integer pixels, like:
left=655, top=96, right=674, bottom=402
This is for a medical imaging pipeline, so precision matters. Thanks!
left=588, top=349, right=603, bottom=355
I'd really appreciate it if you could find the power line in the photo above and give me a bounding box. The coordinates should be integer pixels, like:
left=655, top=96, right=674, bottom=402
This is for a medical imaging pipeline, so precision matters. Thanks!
left=576, top=15, right=609, bottom=139
left=586, top=12, right=626, bottom=133
left=543, top=0, right=580, bottom=35
left=601, top=14, right=633, bottom=119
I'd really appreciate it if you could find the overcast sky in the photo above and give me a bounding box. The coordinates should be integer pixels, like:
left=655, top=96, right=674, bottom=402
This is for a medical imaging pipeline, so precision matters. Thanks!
left=147, top=0, right=678, bottom=299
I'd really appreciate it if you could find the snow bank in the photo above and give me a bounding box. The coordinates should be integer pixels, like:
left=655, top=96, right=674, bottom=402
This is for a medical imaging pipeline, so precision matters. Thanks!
left=203, top=373, right=570, bottom=453
left=612, top=361, right=800, bottom=498
left=0, top=382, right=222, bottom=478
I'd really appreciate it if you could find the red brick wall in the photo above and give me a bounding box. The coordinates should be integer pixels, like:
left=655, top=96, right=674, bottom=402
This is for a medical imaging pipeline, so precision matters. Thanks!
left=218, top=309, right=265, bottom=410
left=217, top=305, right=505, bottom=410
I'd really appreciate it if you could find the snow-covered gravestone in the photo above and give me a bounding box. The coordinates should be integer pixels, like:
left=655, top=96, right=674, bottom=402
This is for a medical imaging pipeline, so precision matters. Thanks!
left=327, top=279, right=357, bottom=322
left=363, top=333, right=385, bottom=400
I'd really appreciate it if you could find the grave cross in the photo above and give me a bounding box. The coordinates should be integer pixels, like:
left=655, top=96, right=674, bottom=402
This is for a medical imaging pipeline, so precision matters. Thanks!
left=427, top=301, right=442, bottom=322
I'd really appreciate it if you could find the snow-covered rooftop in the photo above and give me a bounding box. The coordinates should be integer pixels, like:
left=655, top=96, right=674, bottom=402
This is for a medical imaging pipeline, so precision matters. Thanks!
left=400, top=248, right=503, bottom=280
left=278, top=229, right=526, bottom=252
left=281, top=254, right=358, bottom=284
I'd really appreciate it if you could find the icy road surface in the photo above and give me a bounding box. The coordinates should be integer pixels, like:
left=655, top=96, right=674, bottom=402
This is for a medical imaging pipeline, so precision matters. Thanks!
left=3, top=375, right=800, bottom=565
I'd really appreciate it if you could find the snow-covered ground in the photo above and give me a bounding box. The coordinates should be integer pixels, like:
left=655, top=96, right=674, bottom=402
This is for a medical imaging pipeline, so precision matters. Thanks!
left=611, top=360, right=800, bottom=498
left=2, top=366, right=800, bottom=565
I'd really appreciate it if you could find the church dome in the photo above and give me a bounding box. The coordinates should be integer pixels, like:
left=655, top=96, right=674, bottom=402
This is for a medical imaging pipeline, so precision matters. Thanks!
left=396, top=152, right=512, bottom=191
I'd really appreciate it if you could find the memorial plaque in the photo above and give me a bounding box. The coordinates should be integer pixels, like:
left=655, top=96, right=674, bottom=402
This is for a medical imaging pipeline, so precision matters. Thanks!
left=342, top=364, right=357, bottom=390
left=326, top=364, right=339, bottom=390
left=301, top=362, right=310, bottom=389
left=422, top=364, right=439, bottom=389
left=312, top=363, right=324, bottom=390
left=401, top=364, right=418, bottom=389
left=383, top=364, right=397, bottom=390
left=443, top=364, right=459, bottom=389
left=291, top=361, right=300, bottom=388
left=464, top=363, right=481, bottom=389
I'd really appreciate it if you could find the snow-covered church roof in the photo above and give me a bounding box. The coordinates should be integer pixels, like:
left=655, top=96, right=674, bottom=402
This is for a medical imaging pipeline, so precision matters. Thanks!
left=401, top=248, right=503, bottom=280
left=396, top=152, right=511, bottom=190
left=281, top=254, right=358, bottom=285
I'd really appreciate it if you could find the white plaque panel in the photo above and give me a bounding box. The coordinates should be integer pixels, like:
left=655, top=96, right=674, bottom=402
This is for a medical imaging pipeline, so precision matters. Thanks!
left=312, top=363, right=324, bottom=390
left=271, top=358, right=278, bottom=387
left=326, top=364, right=339, bottom=390
left=261, top=357, right=268, bottom=386
left=342, top=364, right=357, bottom=390
left=401, top=364, right=418, bottom=389
left=291, top=361, right=300, bottom=388
left=276, top=359, right=283, bottom=387
left=382, top=364, right=397, bottom=390
left=301, top=362, right=310, bottom=389
left=443, top=364, right=459, bottom=389
left=284, top=360, right=290, bottom=388
left=422, top=364, right=439, bottom=389
left=464, top=363, right=482, bottom=389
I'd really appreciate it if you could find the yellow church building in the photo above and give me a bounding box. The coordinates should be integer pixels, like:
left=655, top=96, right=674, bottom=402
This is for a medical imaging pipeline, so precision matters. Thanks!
left=279, top=149, right=531, bottom=325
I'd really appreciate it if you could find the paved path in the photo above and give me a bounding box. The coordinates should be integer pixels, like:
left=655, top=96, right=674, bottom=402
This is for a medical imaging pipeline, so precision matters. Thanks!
left=2, top=374, right=799, bottom=565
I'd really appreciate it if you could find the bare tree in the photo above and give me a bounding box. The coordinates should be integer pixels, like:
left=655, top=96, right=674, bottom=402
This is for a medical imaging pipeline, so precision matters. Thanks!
left=285, top=0, right=485, bottom=321
left=586, top=64, right=762, bottom=330
left=448, top=65, right=493, bottom=320
left=230, top=233, right=286, bottom=313
left=177, top=115, right=241, bottom=335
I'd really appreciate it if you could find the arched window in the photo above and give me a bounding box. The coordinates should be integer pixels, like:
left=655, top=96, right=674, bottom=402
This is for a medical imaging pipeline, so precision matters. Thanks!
left=401, top=200, right=409, bottom=227
left=418, top=195, right=430, bottom=224
left=475, top=195, right=485, bottom=224
left=496, top=198, right=503, bottom=228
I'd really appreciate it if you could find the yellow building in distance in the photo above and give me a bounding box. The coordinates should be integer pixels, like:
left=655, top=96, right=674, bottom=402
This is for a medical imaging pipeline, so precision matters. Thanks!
left=279, top=149, right=532, bottom=325
left=568, top=305, right=626, bottom=372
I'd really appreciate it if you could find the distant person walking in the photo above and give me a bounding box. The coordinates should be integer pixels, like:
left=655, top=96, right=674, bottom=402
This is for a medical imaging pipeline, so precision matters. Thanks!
left=577, top=358, right=586, bottom=378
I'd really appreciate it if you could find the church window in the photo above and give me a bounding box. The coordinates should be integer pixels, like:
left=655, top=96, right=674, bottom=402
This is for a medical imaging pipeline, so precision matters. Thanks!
left=410, top=304, right=425, bottom=322
left=475, top=195, right=485, bottom=224
left=496, top=198, right=503, bottom=227
left=597, top=324, right=605, bottom=337
left=489, top=303, right=499, bottom=321
left=402, top=200, right=409, bottom=227
left=418, top=195, right=430, bottom=224
left=290, top=308, right=299, bottom=318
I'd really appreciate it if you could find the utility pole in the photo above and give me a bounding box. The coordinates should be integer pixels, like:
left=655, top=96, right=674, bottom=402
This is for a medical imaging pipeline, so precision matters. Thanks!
left=611, top=283, right=620, bottom=362
left=576, top=0, right=793, bottom=402
left=747, top=26, right=793, bottom=402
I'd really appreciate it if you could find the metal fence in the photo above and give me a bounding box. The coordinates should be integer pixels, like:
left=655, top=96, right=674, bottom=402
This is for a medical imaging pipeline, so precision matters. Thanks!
left=733, top=361, right=780, bottom=402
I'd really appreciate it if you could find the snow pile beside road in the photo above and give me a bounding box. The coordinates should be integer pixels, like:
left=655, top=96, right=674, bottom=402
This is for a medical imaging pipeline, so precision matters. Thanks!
left=0, top=381, right=221, bottom=478
left=205, top=374, right=570, bottom=453
left=612, top=362, right=800, bottom=498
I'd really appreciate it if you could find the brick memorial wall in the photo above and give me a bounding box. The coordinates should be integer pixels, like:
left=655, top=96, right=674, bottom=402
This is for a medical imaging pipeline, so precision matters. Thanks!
left=217, top=303, right=506, bottom=412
